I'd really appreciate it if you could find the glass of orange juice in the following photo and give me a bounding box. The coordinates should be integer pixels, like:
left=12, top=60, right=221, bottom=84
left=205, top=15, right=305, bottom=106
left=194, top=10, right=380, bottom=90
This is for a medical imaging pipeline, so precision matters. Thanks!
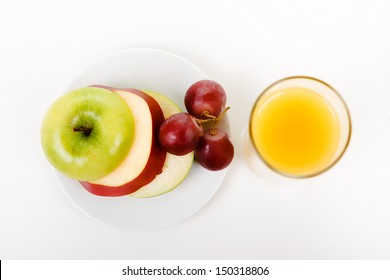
left=250, top=76, right=351, bottom=178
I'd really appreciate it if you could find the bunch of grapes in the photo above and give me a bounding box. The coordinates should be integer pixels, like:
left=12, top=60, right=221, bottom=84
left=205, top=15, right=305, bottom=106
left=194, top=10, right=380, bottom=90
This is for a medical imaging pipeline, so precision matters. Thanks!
left=159, top=80, right=234, bottom=171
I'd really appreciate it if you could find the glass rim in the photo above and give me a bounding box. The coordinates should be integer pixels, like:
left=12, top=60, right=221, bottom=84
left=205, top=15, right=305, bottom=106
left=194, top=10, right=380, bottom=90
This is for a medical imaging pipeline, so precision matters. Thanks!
left=249, top=75, right=352, bottom=179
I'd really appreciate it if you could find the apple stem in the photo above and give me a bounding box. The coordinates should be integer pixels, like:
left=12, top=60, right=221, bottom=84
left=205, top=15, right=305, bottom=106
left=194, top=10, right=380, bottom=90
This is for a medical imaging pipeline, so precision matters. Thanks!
left=73, top=127, right=92, bottom=136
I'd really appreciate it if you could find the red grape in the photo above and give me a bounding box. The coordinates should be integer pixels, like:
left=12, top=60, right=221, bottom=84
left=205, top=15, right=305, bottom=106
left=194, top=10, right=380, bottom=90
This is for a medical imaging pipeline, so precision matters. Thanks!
left=159, top=112, right=203, bottom=156
left=185, top=80, right=227, bottom=119
left=195, top=128, right=234, bottom=171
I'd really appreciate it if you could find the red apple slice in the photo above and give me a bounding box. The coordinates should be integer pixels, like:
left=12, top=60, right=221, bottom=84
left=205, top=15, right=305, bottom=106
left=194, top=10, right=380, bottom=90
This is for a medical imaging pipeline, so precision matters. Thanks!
left=130, top=90, right=194, bottom=198
left=79, top=87, right=166, bottom=196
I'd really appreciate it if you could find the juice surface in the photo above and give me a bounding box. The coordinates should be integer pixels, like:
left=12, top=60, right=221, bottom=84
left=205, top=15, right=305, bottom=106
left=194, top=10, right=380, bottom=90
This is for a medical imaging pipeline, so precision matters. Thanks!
left=250, top=87, right=340, bottom=176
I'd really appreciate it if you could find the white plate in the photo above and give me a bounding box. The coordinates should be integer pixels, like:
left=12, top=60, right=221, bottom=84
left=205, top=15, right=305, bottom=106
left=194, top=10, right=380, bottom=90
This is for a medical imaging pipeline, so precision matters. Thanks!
left=56, top=48, right=229, bottom=231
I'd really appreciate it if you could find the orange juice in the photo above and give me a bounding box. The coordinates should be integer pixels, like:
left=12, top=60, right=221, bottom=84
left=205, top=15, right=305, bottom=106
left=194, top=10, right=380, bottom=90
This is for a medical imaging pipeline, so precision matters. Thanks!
left=250, top=87, right=341, bottom=177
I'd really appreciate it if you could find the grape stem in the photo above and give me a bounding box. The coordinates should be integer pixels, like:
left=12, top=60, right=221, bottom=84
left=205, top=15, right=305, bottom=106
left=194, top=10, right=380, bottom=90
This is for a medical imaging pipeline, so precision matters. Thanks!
left=196, top=106, right=230, bottom=126
left=200, top=110, right=217, bottom=119
left=208, top=128, right=217, bottom=136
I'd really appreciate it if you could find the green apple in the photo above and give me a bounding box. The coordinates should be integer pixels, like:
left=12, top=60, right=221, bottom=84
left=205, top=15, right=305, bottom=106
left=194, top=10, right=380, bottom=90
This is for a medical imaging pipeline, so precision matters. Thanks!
left=130, top=90, right=194, bottom=198
left=81, top=88, right=167, bottom=196
left=41, top=87, right=135, bottom=181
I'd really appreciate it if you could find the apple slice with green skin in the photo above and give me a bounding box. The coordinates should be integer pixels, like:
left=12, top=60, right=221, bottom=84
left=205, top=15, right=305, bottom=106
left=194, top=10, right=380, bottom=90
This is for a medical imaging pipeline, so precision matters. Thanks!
left=130, top=90, right=194, bottom=198
left=80, top=87, right=166, bottom=196
left=41, top=87, right=135, bottom=181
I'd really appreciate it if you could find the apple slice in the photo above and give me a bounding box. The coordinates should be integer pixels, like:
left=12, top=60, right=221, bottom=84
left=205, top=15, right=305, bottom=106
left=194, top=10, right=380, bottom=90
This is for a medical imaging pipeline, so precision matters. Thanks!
left=130, top=90, right=194, bottom=198
left=80, top=87, right=166, bottom=196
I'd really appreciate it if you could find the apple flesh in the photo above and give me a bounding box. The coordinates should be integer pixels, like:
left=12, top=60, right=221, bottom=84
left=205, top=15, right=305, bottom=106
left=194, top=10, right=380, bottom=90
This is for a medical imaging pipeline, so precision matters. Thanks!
left=130, top=90, right=194, bottom=198
left=80, top=87, right=166, bottom=196
left=41, top=87, right=135, bottom=181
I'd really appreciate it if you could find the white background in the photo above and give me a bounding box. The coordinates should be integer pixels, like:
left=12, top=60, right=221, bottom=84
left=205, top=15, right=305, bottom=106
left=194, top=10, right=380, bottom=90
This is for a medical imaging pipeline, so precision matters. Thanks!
left=3, top=260, right=390, bottom=280
left=1, top=0, right=390, bottom=259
